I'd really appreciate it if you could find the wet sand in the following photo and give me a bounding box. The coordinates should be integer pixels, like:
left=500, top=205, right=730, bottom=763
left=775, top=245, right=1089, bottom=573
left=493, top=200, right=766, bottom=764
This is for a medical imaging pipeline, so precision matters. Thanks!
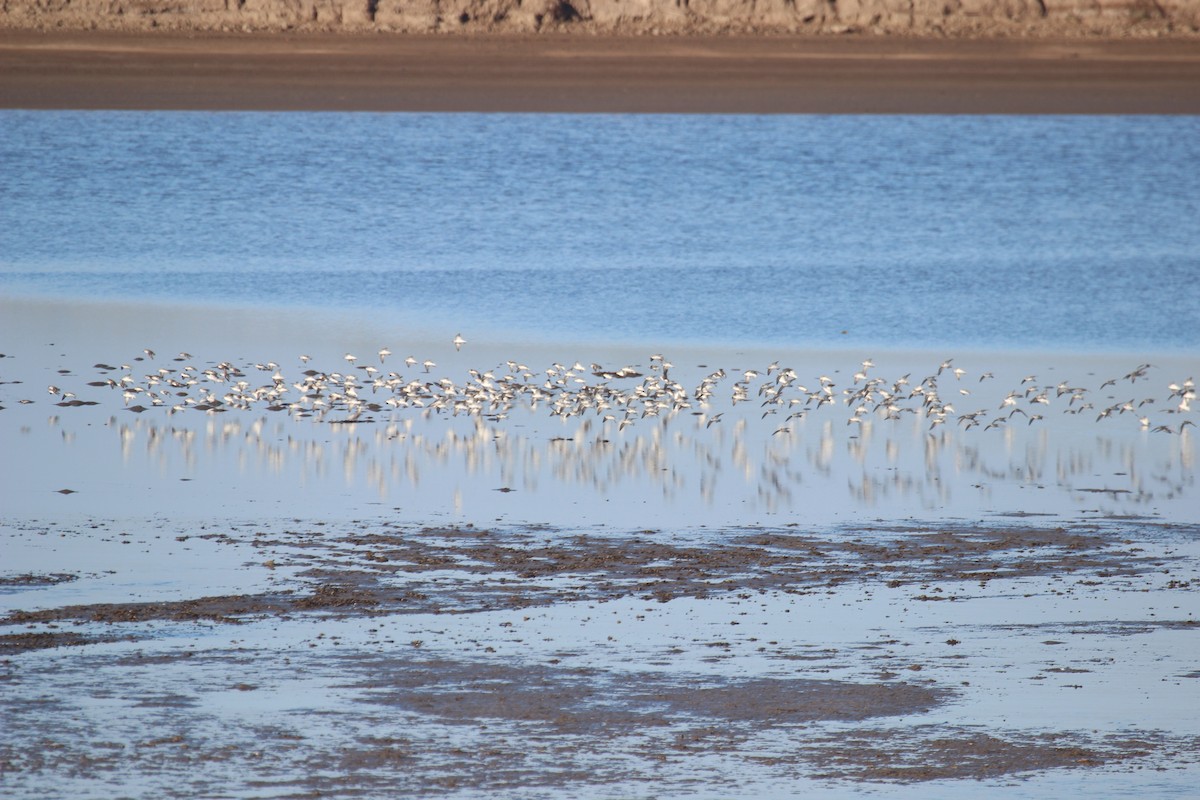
left=3, top=30, right=1200, bottom=113
left=3, top=514, right=1199, bottom=796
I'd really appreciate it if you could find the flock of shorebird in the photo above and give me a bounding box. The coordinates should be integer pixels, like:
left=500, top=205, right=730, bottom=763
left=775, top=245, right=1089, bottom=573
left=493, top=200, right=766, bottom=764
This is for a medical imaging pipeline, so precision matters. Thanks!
left=24, top=339, right=1197, bottom=438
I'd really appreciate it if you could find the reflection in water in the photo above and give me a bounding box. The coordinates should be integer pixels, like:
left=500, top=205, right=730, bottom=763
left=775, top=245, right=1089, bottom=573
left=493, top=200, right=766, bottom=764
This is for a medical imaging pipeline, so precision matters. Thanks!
left=92, top=402, right=1193, bottom=523
left=12, top=350, right=1198, bottom=525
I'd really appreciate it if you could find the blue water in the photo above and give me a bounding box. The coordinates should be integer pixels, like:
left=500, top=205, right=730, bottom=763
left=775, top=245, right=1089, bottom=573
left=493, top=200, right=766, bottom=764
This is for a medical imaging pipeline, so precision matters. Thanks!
left=2, top=111, right=1198, bottom=351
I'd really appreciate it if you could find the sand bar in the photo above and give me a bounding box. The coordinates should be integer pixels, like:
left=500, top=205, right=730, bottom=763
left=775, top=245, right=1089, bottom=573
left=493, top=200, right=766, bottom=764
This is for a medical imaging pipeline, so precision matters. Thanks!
left=3, top=30, right=1200, bottom=113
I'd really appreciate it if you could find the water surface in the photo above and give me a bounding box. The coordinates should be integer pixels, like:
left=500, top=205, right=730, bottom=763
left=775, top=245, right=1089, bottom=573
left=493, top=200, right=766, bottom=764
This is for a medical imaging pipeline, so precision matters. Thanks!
left=2, top=112, right=1198, bottom=351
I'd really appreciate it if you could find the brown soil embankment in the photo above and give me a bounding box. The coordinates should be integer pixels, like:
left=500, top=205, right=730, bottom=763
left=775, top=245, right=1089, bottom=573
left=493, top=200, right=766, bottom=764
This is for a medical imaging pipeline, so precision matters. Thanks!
left=4, top=30, right=1200, bottom=112
left=2, top=0, right=1199, bottom=36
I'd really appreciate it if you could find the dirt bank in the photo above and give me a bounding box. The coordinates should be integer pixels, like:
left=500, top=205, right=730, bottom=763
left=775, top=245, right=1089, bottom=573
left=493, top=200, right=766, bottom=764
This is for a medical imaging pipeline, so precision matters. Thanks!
left=3, top=29, right=1200, bottom=113
left=2, top=0, right=1199, bottom=36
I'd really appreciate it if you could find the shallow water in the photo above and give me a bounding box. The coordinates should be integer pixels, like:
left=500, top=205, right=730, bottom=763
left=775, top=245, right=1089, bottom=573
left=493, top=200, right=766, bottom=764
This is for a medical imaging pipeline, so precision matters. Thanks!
left=3, top=298, right=1195, bottom=528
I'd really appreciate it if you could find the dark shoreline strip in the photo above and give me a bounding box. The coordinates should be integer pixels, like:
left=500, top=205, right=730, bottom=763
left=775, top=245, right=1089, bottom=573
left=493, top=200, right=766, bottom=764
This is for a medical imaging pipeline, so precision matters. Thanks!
left=3, top=32, right=1200, bottom=113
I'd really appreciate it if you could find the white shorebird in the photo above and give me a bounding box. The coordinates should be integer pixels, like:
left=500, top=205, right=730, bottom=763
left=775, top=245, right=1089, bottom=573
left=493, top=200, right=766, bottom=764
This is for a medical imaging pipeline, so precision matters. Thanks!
left=453, top=334, right=466, bottom=351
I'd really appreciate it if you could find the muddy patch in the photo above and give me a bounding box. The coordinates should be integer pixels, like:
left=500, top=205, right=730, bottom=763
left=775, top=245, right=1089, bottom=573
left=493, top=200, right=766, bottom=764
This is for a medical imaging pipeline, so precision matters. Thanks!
left=1, top=642, right=1193, bottom=796
left=2, top=523, right=1175, bottom=627
left=344, top=655, right=947, bottom=732
left=0, top=573, right=78, bottom=589
left=1, top=519, right=1197, bottom=796
left=755, top=728, right=1183, bottom=781
left=0, top=631, right=116, bottom=654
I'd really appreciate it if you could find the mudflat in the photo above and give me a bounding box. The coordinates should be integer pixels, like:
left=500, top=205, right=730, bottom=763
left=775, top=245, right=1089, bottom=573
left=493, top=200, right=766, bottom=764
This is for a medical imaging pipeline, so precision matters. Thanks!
left=3, top=30, right=1200, bottom=113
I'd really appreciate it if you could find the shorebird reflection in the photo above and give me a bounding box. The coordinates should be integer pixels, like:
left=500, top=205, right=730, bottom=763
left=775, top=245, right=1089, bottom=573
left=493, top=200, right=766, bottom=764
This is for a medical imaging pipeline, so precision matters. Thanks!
left=90, top=407, right=1193, bottom=519
left=25, top=348, right=1197, bottom=518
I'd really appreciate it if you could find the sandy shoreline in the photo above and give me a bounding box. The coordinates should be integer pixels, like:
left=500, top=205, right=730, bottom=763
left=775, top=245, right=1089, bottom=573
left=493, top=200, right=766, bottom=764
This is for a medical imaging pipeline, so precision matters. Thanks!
left=4, top=31, right=1200, bottom=113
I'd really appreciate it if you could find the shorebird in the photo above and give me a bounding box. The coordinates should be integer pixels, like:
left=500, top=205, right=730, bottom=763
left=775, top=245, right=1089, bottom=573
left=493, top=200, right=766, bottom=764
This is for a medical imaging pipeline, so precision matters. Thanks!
left=453, top=334, right=466, bottom=351
left=378, top=348, right=392, bottom=363
left=1124, top=364, right=1153, bottom=382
